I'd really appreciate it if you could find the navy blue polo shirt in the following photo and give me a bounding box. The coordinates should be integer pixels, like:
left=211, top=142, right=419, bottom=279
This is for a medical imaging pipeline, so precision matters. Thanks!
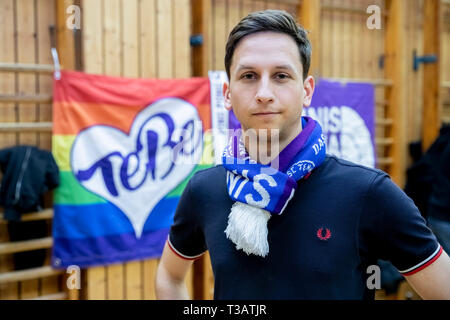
left=168, top=155, right=442, bottom=299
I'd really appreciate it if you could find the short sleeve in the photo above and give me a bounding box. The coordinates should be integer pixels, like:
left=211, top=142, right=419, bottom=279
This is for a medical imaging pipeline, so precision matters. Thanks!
left=360, top=173, right=442, bottom=276
left=168, top=177, right=207, bottom=260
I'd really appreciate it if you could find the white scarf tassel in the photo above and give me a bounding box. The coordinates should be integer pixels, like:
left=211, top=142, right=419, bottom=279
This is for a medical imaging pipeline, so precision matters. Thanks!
left=224, top=202, right=271, bottom=257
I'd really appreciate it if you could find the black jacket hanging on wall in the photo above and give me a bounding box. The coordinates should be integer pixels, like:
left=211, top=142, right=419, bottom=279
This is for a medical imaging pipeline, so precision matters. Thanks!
left=0, top=145, right=60, bottom=221
left=404, top=124, right=450, bottom=220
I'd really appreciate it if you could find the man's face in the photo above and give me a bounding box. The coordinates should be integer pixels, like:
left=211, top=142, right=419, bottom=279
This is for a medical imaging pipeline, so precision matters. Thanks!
left=223, top=31, right=314, bottom=143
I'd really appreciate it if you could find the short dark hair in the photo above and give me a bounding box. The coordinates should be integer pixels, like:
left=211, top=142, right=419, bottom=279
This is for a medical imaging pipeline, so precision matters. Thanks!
left=224, top=9, right=311, bottom=81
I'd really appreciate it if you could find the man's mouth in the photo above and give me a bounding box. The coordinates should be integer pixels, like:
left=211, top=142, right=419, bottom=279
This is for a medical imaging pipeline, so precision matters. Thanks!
left=252, top=111, right=280, bottom=116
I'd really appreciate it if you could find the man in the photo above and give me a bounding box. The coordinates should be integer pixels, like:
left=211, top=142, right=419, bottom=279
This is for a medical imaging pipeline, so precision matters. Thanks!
left=155, top=10, right=450, bottom=300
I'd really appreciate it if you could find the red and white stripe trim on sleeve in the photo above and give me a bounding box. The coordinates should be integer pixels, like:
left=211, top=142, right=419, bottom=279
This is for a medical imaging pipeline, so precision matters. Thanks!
left=167, top=237, right=205, bottom=261
left=399, top=245, right=443, bottom=276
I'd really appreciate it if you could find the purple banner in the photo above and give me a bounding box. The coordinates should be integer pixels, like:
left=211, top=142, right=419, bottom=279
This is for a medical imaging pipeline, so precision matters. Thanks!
left=304, top=78, right=375, bottom=168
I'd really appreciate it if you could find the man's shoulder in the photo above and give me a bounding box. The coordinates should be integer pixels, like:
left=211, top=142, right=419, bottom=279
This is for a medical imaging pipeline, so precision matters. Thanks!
left=189, top=165, right=227, bottom=187
left=324, top=154, right=385, bottom=173
left=318, top=154, right=389, bottom=185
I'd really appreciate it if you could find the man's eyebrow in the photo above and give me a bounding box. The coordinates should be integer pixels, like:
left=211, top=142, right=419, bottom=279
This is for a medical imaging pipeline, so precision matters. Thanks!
left=274, top=65, right=295, bottom=71
left=236, top=64, right=296, bottom=72
left=236, top=65, right=254, bottom=71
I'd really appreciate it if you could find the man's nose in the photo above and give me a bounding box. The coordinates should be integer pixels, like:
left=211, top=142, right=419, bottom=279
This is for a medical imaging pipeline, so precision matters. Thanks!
left=255, top=78, right=275, bottom=104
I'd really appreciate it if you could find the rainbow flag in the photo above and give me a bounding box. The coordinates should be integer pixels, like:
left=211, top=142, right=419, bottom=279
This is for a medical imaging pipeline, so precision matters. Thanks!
left=51, top=70, right=212, bottom=268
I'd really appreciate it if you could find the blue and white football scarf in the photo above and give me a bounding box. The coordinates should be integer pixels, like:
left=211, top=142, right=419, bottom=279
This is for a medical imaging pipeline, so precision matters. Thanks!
left=222, top=116, right=326, bottom=257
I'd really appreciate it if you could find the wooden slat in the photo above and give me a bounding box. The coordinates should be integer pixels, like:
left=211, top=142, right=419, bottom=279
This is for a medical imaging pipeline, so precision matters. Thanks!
left=300, top=0, right=321, bottom=77
left=376, top=118, right=393, bottom=126
left=352, top=0, right=363, bottom=79
left=422, top=0, right=441, bottom=151
left=0, top=266, right=63, bottom=284
left=82, top=0, right=106, bottom=300
left=122, top=0, right=142, bottom=300
left=17, top=0, right=38, bottom=149
left=0, top=209, right=53, bottom=223
left=56, top=0, right=76, bottom=70
left=384, top=0, right=407, bottom=187
left=0, top=0, right=19, bottom=300
left=377, top=157, right=394, bottom=165
left=139, top=0, right=157, bottom=78
left=103, top=0, right=121, bottom=77
left=82, top=0, right=104, bottom=74
left=29, top=292, right=68, bottom=300
left=125, top=261, right=142, bottom=300
left=192, top=0, right=212, bottom=77
left=0, top=63, right=54, bottom=73
left=16, top=0, right=39, bottom=299
left=375, top=137, right=394, bottom=146
left=142, top=259, right=158, bottom=300
left=103, top=0, right=125, bottom=301
left=252, top=0, right=267, bottom=12
left=227, top=0, right=241, bottom=35
left=320, top=0, right=331, bottom=76
left=86, top=266, right=106, bottom=300
left=38, top=0, right=56, bottom=152
left=122, top=0, right=139, bottom=78
left=268, top=0, right=298, bottom=4
left=0, top=94, right=52, bottom=103
left=0, top=237, right=53, bottom=255
left=241, top=0, right=253, bottom=19
left=106, top=264, right=124, bottom=299
left=174, top=0, right=191, bottom=78
left=157, top=0, right=173, bottom=78
left=213, top=0, right=227, bottom=71
left=321, top=4, right=388, bottom=16
left=0, top=122, right=52, bottom=132
left=123, top=0, right=145, bottom=300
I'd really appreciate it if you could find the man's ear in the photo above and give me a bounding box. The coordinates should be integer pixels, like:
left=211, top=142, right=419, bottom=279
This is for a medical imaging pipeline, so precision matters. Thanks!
left=302, top=76, right=315, bottom=108
left=223, top=82, right=232, bottom=111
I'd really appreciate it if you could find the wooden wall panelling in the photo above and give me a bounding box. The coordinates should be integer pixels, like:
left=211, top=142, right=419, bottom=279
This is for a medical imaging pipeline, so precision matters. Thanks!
left=342, top=0, right=351, bottom=78
left=422, top=0, right=441, bottom=151
left=213, top=0, right=227, bottom=71
left=0, top=0, right=19, bottom=299
left=16, top=0, right=39, bottom=299
left=0, top=0, right=62, bottom=300
left=299, top=0, right=321, bottom=77
left=157, top=0, right=174, bottom=78
left=82, top=0, right=107, bottom=300
left=252, top=0, right=267, bottom=11
left=174, top=0, right=192, bottom=78
left=227, top=0, right=241, bottom=42
left=320, top=0, right=331, bottom=77
left=82, top=0, right=104, bottom=74
left=103, top=0, right=125, bottom=301
left=122, top=0, right=143, bottom=301
left=384, top=0, right=407, bottom=187
left=38, top=0, right=60, bottom=298
left=443, top=3, right=450, bottom=122
left=241, top=0, right=254, bottom=19
left=16, top=0, right=37, bottom=147
left=139, top=0, right=157, bottom=78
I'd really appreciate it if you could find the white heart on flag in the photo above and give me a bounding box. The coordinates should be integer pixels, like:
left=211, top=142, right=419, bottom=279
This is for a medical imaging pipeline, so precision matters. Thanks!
left=71, top=97, right=203, bottom=238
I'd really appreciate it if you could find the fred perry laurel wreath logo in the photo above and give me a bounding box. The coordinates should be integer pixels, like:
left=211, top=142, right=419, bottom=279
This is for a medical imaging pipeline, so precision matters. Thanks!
left=317, top=227, right=332, bottom=241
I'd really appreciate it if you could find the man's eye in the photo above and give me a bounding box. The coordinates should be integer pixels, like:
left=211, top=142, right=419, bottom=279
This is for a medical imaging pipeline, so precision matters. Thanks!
left=275, top=73, right=290, bottom=80
left=241, top=73, right=255, bottom=80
